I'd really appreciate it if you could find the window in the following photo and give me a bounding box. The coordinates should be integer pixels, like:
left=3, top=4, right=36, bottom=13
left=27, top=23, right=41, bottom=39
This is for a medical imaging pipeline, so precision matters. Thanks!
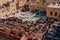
left=50, top=12, right=53, bottom=16
left=3, top=2, right=9, bottom=7
left=59, top=14, right=60, bottom=18
left=27, top=0, right=29, bottom=1
left=55, top=12, right=57, bottom=16
left=5, top=15, right=8, bottom=17
left=12, top=0, right=14, bottom=2
left=2, top=10, right=4, bottom=13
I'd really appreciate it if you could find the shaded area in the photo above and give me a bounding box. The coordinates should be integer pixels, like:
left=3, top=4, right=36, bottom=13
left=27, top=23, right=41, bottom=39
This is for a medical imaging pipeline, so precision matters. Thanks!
left=22, top=5, right=29, bottom=12
left=31, top=9, right=46, bottom=18
left=44, top=25, right=60, bottom=40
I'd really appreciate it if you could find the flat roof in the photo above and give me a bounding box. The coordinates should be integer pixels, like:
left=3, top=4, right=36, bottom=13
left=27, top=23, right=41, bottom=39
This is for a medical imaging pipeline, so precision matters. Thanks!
left=47, top=3, right=60, bottom=8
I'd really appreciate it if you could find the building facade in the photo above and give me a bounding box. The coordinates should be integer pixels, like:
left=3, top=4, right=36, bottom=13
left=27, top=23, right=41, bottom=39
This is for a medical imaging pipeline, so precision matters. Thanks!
left=0, top=0, right=59, bottom=17
left=46, top=3, right=60, bottom=20
left=0, top=0, right=17, bottom=17
left=0, top=0, right=27, bottom=17
left=27, top=0, right=56, bottom=11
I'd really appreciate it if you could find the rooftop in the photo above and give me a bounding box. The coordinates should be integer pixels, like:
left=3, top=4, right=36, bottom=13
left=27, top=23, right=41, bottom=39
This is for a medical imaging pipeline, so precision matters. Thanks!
left=47, top=3, right=60, bottom=8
